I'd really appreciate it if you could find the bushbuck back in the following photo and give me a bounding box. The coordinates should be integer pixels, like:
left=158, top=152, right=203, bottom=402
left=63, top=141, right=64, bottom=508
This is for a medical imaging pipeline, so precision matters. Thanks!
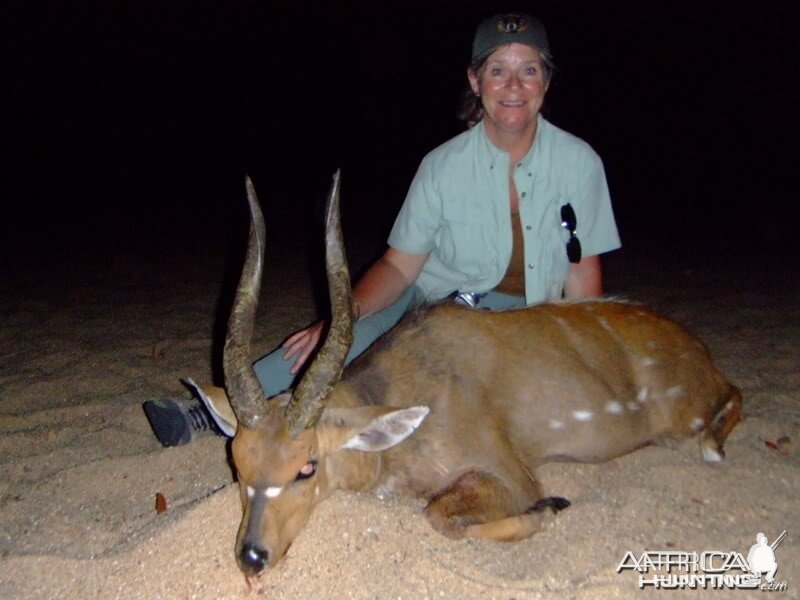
left=207, top=173, right=741, bottom=580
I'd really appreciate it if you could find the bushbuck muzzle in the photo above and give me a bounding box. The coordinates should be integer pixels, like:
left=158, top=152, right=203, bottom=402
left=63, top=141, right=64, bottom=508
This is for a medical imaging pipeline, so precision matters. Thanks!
left=213, top=172, right=741, bottom=580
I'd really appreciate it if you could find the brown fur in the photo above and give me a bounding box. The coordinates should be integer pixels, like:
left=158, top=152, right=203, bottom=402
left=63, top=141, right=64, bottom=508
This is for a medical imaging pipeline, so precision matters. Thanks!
left=225, top=300, right=741, bottom=577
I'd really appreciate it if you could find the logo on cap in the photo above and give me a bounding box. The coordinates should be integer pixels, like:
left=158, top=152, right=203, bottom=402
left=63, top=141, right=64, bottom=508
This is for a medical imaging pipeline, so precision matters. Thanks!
left=496, top=15, right=529, bottom=34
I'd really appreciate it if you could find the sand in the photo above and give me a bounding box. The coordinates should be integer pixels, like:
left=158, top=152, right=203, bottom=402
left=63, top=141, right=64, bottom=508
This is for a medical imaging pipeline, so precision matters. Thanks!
left=1, top=239, right=798, bottom=600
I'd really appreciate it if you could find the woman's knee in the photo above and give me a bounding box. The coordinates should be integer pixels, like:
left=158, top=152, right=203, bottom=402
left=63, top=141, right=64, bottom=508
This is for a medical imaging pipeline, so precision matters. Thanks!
left=252, top=347, right=296, bottom=398
left=252, top=286, right=419, bottom=397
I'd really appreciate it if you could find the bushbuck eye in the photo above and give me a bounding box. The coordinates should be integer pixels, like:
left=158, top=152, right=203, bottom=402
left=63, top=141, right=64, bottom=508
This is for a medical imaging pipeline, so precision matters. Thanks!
left=295, top=460, right=317, bottom=481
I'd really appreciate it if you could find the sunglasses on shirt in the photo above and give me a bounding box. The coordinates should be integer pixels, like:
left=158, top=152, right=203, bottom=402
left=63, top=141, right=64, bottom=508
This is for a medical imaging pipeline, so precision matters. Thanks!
left=560, top=203, right=582, bottom=264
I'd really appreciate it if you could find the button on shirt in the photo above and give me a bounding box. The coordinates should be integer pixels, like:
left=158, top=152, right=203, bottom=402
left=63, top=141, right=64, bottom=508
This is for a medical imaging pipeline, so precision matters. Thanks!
left=388, top=116, right=621, bottom=304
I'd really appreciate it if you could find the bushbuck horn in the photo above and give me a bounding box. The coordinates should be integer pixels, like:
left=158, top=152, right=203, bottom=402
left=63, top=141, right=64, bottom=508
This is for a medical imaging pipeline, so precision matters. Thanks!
left=222, top=176, right=270, bottom=430
left=284, top=169, right=354, bottom=436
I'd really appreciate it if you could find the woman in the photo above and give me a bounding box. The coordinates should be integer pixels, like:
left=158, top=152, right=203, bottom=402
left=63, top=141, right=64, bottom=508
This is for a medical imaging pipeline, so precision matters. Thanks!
left=144, top=12, right=621, bottom=446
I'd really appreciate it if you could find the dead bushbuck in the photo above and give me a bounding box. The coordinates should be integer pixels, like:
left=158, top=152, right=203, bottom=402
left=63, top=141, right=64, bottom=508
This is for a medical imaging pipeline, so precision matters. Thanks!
left=199, top=172, right=741, bottom=579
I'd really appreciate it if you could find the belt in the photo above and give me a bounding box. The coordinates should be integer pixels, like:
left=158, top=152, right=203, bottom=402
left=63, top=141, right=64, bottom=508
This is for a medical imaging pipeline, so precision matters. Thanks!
left=447, top=291, right=487, bottom=308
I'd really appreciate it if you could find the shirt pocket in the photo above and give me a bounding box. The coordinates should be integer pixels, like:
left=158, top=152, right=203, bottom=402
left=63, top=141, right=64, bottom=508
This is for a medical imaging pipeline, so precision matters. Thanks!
left=436, top=203, right=495, bottom=278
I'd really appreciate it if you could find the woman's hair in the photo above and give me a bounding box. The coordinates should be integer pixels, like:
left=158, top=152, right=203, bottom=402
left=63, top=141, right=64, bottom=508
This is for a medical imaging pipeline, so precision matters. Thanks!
left=457, top=47, right=556, bottom=127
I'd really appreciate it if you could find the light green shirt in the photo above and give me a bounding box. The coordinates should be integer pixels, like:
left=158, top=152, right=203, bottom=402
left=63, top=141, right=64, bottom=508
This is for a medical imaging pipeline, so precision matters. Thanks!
left=388, top=116, right=621, bottom=304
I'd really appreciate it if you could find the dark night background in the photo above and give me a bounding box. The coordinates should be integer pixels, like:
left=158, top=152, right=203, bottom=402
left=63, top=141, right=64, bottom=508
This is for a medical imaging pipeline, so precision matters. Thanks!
left=3, top=0, right=798, bottom=286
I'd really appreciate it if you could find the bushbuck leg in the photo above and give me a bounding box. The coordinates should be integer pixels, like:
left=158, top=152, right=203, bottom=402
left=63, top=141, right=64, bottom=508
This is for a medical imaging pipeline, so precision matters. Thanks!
left=464, top=499, right=572, bottom=542
left=699, top=384, right=743, bottom=462
left=424, top=471, right=570, bottom=542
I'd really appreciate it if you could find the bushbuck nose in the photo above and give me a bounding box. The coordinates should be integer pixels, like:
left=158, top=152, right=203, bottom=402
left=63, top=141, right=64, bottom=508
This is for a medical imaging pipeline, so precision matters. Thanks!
left=240, top=543, right=269, bottom=573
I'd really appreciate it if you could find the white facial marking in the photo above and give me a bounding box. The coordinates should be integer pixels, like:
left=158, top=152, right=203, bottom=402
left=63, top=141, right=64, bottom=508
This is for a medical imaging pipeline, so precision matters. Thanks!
left=626, top=401, right=641, bottom=412
left=247, top=486, right=255, bottom=499
left=605, top=401, right=624, bottom=415
left=548, top=419, right=565, bottom=430
left=641, top=357, right=657, bottom=367
left=572, top=410, right=593, bottom=422
left=637, top=387, right=649, bottom=402
left=665, top=385, right=685, bottom=399
left=702, top=446, right=723, bottom=463
left=690, top=417, right=705, bottom=432
left=265, top=486, right=283, bottom=498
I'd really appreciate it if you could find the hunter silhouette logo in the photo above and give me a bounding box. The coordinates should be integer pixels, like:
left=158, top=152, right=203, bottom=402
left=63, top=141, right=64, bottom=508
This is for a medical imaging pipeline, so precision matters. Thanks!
left=617, top=530, right=789, bottom=591
left=748, top=531, right=786, bottom=584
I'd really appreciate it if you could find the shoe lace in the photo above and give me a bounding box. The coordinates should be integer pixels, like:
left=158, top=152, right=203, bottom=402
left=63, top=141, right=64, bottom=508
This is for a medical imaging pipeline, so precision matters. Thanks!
left=187, top=404, right=210, bottom=432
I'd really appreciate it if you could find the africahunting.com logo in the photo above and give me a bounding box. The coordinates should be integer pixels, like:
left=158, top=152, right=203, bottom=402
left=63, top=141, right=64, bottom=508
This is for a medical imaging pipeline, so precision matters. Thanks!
left=617, top=530, right=788, bottom=591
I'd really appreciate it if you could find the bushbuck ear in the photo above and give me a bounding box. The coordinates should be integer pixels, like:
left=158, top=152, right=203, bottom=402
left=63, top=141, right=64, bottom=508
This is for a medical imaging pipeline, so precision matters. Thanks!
left=182, top=378, right=237, bottom=437
left=320, top=406, right=430, bottom=453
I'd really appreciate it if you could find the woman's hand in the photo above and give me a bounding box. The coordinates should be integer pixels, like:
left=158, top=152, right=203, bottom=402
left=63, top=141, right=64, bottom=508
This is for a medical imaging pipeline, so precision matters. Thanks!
left=279, top=248, right=427, bottom=375
left=281, top=320, right=325, bottom=374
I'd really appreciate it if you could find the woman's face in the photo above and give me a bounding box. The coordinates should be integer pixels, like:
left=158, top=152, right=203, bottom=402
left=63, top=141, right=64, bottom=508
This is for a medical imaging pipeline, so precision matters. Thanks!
left=469, top=43, right=550, bottom=138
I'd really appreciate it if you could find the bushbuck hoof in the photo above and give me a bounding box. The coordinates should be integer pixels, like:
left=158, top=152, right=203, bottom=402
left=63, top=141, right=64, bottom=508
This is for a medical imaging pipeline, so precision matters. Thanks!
left=526, top=496, right=571, bottom=514
left=700, top=440, right=726, bottom=463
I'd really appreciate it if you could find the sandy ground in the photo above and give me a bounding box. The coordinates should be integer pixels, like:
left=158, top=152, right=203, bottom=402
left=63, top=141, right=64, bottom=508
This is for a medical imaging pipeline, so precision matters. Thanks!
left=1, top=236, right=798, bottom=599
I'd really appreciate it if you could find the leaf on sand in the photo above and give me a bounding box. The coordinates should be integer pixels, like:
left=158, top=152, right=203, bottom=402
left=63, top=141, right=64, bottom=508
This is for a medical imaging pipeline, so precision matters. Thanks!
left=155, top=492, right=168, bottom=514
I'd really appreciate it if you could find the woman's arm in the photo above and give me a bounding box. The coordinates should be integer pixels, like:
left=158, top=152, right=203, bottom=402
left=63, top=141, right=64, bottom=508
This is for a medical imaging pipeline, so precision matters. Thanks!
left=563, top=254, right=603, bottom=299
left=351, top=247, right=428, bottom=318
left=282, top=247, right=428, bottom=373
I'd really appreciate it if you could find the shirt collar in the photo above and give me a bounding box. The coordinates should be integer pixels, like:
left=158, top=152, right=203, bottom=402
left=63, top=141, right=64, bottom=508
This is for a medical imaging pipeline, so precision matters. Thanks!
left=477, top=115, right=546, bottom=176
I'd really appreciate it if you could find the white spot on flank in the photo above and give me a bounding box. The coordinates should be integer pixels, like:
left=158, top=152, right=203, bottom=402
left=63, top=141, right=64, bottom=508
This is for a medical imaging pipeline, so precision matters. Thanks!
left=605, top=401, right=624, bottom=415
left=265, top=486, right=283, bottom=498
left=690, top=417, right=705, bottom=432
left=637, top=387, right=649, bottom=402
left=641, top=357, right=657, bottom=367
left=647, top=340, right=659, bottom=349
left=315, top=485, right=320, bottom=497
left=572, top=410, right=593, bottom=422
left=626, top=401, right=641, bottom=412
left=597, top=317, right=614, bottom=333
left=679, top=351, right=692, bottom=360
left=552, top=316, right=569, bottom=329
left=247, top=486, right=255, bottom=499
left=665, top=385, right=685, bottom=399
left=548, top=419, right=565, bottom=430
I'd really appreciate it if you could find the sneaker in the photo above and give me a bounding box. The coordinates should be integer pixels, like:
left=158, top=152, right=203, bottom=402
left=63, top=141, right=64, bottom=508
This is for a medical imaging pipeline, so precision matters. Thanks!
left=142, top=398, right=224, bottom=447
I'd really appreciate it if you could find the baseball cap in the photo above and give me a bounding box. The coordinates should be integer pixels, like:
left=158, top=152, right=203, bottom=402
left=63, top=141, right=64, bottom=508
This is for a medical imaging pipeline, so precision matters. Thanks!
left=471, top=13, right=550, bottom=62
